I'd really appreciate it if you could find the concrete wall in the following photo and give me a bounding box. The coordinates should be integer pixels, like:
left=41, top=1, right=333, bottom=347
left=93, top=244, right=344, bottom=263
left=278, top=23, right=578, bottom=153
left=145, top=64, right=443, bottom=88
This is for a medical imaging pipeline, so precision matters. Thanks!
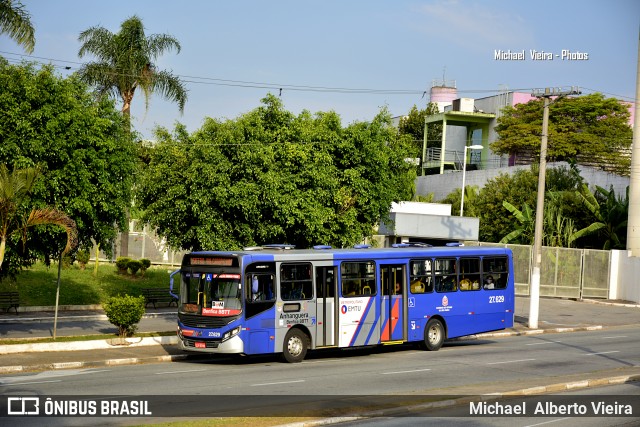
left=416, top=162, right=630, bottom=201
left=610, top=250, right=640, bottom=303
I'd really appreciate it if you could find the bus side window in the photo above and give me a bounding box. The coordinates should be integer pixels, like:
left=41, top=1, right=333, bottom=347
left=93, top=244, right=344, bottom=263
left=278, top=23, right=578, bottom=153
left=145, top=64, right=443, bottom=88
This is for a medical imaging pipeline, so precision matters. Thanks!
left=247, top=274, right=275, bottom=302
left=340, top=261, right=376, bottom=297
left=459, top=257, right=481, bottom=291
left=483, top=256, right=509, bottom=290
left=410, top=259, right=433, bottom=294
left=434, top=258, right=457, bottom=292
left=280, top=263, right=313, bottom=301
left=343, top=280, right=357, bottom=296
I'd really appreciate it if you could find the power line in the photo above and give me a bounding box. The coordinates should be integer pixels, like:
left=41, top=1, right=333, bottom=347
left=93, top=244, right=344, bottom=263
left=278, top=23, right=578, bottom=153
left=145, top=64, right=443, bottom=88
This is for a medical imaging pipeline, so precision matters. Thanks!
left=1, top=50, right=637, bottom=103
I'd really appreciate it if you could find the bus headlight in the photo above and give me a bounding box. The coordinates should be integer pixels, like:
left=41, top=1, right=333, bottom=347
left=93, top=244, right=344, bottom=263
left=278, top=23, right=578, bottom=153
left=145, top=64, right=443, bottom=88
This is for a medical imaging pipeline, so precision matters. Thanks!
left=223, top=326, right=241, bottom=341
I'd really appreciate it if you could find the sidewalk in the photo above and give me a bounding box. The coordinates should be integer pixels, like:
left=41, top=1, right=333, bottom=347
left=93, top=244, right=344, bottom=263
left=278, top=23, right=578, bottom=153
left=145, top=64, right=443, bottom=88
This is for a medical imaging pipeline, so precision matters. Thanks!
left=0, top=296, right=638, bottom=374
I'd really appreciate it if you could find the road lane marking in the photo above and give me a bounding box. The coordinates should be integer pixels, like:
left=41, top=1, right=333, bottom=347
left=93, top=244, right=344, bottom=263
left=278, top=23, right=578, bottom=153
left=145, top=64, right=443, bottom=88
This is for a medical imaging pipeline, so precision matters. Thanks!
left=381, top=368, right=432, bottom=375
left=602, top=336, right=627, bottom=339
left=525, top=417, right=571, bottom=427
left=154, top=369, right=208, bottom=375
left=526, top=341, right=561, bottom=346
left=582, top=351, right=620, bottom=356
left=0, top=380, right=61, bottom=387
left=251, top=380, right=305, bottom=387
left=486, top=358, right=535, bottom=365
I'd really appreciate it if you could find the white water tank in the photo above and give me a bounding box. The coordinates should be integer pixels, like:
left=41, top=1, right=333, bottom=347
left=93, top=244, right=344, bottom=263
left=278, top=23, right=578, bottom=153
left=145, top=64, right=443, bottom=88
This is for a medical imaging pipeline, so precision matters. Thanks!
left=430, top=80, right=457, bottom=112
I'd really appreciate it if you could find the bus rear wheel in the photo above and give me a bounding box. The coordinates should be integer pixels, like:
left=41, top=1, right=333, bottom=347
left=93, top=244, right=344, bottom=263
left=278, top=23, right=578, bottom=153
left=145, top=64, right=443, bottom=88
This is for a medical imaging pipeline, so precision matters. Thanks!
left=282, top=328, right=309, bottom=363
left=424, top=319, right=445, bottom=351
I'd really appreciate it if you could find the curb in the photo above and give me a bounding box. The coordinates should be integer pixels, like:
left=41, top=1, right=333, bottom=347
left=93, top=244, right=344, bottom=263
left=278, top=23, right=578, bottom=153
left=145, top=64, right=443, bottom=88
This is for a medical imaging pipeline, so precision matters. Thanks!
left=0, top=353, right=193, bottom=374
left=581, top=298, right=640, bottom=308
left=14, top=304, right=103, bottom=313
left=0, top=310, right=175, bottom=324
left=0, top=335, right=178, bottom=355
left=456, top=324, right=603, bottom=341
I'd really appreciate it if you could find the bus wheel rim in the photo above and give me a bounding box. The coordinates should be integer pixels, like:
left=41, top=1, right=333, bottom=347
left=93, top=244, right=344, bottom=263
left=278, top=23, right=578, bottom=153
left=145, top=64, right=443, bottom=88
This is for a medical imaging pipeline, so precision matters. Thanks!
left=288, top=336, right=303, bottom=356
left=429, top=326, right=440, bottom=343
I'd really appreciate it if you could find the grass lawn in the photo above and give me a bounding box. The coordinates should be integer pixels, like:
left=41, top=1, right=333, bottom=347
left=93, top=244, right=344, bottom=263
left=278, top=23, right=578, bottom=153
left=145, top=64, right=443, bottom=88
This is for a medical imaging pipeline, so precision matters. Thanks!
left=0, top=261, right=178, bottom=307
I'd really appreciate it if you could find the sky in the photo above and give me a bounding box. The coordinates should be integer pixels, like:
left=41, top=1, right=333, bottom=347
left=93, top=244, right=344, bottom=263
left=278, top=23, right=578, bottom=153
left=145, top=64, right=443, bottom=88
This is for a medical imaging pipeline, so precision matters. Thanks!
left=1, top=0, right=639, bottom=140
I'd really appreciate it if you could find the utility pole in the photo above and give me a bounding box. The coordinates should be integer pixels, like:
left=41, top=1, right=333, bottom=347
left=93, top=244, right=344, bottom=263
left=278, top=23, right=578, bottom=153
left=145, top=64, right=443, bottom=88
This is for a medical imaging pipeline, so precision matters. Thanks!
left=627, top=28, right=640, bottom=257
left=529, top=87, right=581, bottom=329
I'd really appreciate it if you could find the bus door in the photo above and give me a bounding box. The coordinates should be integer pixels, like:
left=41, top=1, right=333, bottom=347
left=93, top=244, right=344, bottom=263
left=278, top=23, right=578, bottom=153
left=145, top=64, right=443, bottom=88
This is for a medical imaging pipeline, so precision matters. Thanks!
left=380, top=264, right=406, bottom=342
left=338, top=261, right=378, bottom=347
left=315, top=266, right=337, bottom=347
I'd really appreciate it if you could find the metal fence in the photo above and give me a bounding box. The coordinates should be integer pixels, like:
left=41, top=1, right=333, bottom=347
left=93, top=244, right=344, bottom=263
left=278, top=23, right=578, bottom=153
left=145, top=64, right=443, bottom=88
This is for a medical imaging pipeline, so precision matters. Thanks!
left=475, top=242, right=610, bottom=299
left=91, top=227, right=187, bottom=266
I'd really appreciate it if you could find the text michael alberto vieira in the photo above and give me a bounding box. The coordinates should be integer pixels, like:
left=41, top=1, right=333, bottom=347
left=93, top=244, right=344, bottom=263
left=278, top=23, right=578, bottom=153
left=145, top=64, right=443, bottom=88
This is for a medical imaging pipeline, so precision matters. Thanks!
left=494, top=49, right=589, bottom=61
left=470, top=400, right=633, bottom=416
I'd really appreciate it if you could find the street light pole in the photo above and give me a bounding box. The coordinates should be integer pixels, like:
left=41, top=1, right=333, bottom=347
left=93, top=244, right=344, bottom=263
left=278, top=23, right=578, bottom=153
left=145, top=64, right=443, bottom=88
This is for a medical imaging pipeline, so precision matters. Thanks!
left=460, top=144, right=483, bottom=217
left=529, top=87, right=581, bottom=329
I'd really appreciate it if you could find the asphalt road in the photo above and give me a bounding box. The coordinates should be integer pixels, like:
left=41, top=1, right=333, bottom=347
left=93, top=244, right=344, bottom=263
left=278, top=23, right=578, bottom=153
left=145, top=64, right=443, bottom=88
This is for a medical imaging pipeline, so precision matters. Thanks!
left=0, top=312, right=176, bottom=339
left=0, top=325, right=638, bottom=426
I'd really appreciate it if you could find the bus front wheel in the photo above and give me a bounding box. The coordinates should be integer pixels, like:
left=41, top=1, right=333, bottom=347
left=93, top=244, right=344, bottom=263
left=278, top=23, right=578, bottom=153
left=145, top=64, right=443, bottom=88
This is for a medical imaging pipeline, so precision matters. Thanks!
left=282, top=328, right=309, bottom=363
left=424, top=319, right=445, bottom=351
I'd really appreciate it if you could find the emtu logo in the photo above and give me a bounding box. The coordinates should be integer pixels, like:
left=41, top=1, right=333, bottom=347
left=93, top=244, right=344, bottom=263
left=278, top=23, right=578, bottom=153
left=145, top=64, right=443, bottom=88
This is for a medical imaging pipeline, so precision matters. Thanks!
left=341, top=305, right=362, bottom=314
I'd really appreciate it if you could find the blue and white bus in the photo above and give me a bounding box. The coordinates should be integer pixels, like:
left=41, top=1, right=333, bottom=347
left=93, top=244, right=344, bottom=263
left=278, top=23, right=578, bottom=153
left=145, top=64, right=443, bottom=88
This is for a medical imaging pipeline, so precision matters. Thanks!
left=171, top=244, right=514, bottom=362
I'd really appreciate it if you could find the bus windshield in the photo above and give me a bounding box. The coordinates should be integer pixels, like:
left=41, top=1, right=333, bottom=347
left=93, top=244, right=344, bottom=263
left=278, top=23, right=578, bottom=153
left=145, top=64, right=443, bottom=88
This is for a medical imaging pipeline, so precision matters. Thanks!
left=181, top=272, right=242, bottom=316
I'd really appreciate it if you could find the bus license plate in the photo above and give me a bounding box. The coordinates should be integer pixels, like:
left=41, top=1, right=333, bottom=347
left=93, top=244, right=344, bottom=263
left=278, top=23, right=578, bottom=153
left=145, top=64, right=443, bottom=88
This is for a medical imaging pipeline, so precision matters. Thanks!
left=195, top=342, right=206, bottom=348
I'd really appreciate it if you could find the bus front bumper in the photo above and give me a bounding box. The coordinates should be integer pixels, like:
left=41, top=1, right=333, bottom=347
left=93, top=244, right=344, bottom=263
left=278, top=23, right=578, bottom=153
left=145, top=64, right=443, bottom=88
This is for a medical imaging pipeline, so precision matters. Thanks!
left=178, top=334, right=244, bottom=354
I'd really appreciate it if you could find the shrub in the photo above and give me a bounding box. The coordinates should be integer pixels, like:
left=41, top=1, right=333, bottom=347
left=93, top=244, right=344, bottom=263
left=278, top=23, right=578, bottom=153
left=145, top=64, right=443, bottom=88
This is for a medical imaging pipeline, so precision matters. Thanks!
left=76, top=249, right=90, bottom=270
left=127, top=259, right=142, bottom=275
left=103, top=294, right=146, bottom=337
left=139, top=258, right=151, bottom=276
left=115, top=257, right=131, bottom=274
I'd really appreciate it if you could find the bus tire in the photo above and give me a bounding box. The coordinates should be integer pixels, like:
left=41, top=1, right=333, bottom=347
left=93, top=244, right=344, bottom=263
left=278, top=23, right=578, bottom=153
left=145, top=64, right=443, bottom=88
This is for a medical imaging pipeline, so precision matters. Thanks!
left=424, top=319, right=445, bottom=351
left=282, top=328, right=309, bottom=363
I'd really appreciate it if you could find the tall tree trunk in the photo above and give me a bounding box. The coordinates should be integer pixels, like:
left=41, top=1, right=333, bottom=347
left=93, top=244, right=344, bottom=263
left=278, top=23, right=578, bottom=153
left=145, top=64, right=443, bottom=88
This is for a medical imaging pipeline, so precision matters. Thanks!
left=0, top=236, right=6, bottom=268
left=119, top=102, right=133, bottom=257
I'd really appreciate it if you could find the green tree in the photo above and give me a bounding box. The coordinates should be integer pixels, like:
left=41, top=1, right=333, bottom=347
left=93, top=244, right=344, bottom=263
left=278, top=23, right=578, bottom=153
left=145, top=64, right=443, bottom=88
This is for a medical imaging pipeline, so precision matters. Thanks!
left=499, top=201, right=535, bottom=244
left=398, top=103, right=442, bottom=156
left=499, top=198, right=576, bottom=247
left=570, top=184, right=628, bottom=249
left=440, top=185, right=480, bottom=217
left=77, top=15, right=188, bottom=256
left=0, top=164, right=77, bottom=271
left=0, top=0, right=35, bottom=53
left=136, top=95, right=415, bottom=250
left=473, top=165, right=584, bottom=243
left=543, top=193, right=577, bottom=248
left=0, top=61, right=136, bottom=276
left=491, top=93, right=632, bottom=175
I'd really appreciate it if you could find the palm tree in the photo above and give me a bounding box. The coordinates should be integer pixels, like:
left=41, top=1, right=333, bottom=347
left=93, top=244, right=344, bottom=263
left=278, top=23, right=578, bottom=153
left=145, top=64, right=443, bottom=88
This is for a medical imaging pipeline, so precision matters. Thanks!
left=0, top=0, right=35, bottom=53
left=77, top=15, right=187, bottom=124
left=0, top=164, right=77, bottom=269
left=77, top=15, right=187, bottom=255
